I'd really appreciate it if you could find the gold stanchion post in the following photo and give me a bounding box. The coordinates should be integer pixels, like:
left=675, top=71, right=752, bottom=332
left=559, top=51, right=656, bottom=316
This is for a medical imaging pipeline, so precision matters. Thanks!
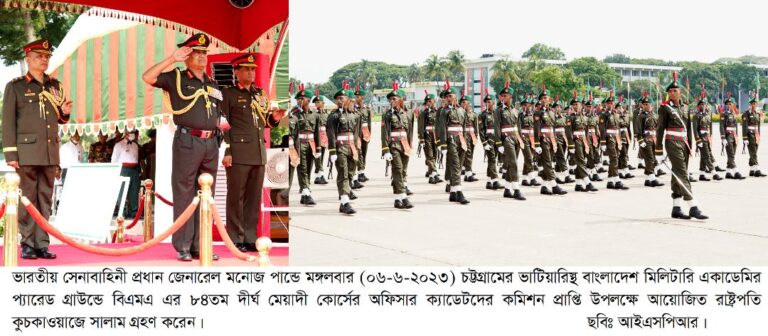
left=198, top=173, right=214, bottom=267
left=143, top=179, right=154, bottom=242
left=115, top=217, right=125, bottom=243
left=3, top=173, right=21, bottom=267
left=256, top=236, right=272, bottom=267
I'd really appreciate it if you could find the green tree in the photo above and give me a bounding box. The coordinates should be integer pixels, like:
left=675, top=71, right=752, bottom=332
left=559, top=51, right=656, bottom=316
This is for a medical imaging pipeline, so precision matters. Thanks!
left=529, top=66, right=584, bottom=101
left=490, top=57, right=520, bottom=94
left=445, top=49, right=466, bottom=81
left=522, top=43, right=565, bottom=60
left=353, top=59, right=378, bottom=88
left=603, top=54, right=631, bottom=64
left=566, top=57, right=621, bottom=88
left=406, top=63, right=423, bottom=83
left=0, top=8, right=78, bottom=67
left=423, top=54, right=449, bottom=81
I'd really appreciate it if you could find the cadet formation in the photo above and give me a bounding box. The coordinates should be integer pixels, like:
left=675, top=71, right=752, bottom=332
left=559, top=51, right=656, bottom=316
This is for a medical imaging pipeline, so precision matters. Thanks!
left=290, top=72, right=766, bottom=221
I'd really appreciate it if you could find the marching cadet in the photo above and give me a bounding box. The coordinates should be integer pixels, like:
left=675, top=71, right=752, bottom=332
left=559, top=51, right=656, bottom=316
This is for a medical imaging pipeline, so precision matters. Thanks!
left=599, top=91, right=629, bottom=190
left=743, top=94, right=766, bottom=177
left=354, top=85, right=373, bottom=183
left=220, top=53, right=283, bottom=252
left=534, top=85, right=567, bottom=195
left=288, top=85, right=320, bottom=206
left=616, top=97, right=635, bottom=179
left=3, top=38, right=72, bottom=260
left=552, top=98, right=574, bottom=184
left=478, top=91, right=501, bottom=190
left=381, top=83, right=414, bottom=209
left=418, top=91, right=443, bottom=184
left=656, top=72, right=707, bottom=220
left=567, top=91, right=598, bottom=192
left=327, top=87, right=361, bottom=214
left=720, top=95, right=746, bottom=179
left=89, top=131, right=113, bottom=163
left=692, top=91, right=723, bottom=181
left=143, top=33, right=223, bottom=261
left=312, top=91, right=330, bottom=185
left=519, top=95, right=540, bottom=186
left=635, top=91, right=665, bottom=187
left=399, top=91, right=415, bottom=196
left=460, top=93, right=479, bottom=182
left=495, top=83, right=526, bottom=200
left=586, top=95, right=606, bottom=179
left=437, top=83, right=470, bottom=204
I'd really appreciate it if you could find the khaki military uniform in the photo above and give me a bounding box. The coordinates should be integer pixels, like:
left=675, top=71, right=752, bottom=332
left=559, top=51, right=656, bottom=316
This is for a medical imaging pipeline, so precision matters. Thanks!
left=89, top=141, right=113, bottom=163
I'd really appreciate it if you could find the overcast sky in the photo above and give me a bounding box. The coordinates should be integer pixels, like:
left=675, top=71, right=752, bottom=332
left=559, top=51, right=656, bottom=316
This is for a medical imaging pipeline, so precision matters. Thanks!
left=291, top=0, right=768, bottom=83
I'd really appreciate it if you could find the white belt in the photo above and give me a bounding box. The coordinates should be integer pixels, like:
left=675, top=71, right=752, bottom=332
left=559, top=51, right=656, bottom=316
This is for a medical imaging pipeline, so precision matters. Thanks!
left=699, top=130, right=709, bottom=134
left=289, top=138, right=294, bottom=146
left=466, top=127, right=475, bottom=132
left=540, top=128, right=554, bottom=133
left=501, top=127, right=518, bottom=133
left=666, top=130, right=687, bottom=137
left=573, top=131, right=586, bottom=136
left=390, top=131, right=407, bottom=137
left=606, top=129, right=619, bottom=134
left=748, top=126, right=758, bottom=130
left=362, top=123, right=369, bottom=127
left=336, top=135, right=351, bottom=141
left=726, top=127, right=737, bottom=131
left=425, top=126, right=435, bottom=131
left=644, top=130, right=654, bottom=135
left=486, top=130, right=495, bottom=134
left=298, top=134, right=314, bottom=139
left=320, top=126, right=326, bottom=131
left=521, top=129, right=533, bottom=134
left=447, top=126, right=463, bottom=132
left=555, top=127, right=566, bottom=133
left=620, top=128, right=629, bottom=133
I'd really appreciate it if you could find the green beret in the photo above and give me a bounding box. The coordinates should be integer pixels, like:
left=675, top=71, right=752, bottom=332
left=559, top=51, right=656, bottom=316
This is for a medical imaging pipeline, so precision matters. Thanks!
left=333, top=89, right=346, bottom=99
left=354, top=89, right=367, bottom=96
left=749, top=96, right=760, bottom=104
left=295, top=89, right=310, bottom=100
left=424, top=93, right=435, bottom=101
left=484, top=94, right=495, bottom=102
left=312, top=95, right=326, bottom=103
left=345, top=90, right=355, bottom=98
left=442, top=87, right=456, bottom=96
left=498, top=87, right=513, bottom=95
left=459, top=95, right=470, bottom=103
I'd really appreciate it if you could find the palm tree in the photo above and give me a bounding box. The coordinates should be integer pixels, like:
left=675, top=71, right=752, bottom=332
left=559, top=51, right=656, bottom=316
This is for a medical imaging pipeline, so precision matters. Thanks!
left=354, top=59, right=378, bottom=88
left=423, top=54, right=447, bottom=81
left=446, top=50, right=466, bottom=81
left=406, top=63, right=423, bottom=83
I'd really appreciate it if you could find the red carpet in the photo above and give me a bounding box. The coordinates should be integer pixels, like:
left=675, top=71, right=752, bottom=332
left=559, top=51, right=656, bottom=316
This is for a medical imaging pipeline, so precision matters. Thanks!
left=1, top=243, right=288, bottom=267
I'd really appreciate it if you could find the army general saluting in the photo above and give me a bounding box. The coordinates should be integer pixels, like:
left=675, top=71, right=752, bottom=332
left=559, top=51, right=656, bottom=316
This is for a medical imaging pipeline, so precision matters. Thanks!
left=3, top=39, right=72, bottom=260
left=142, top=33, right=223, bottom=261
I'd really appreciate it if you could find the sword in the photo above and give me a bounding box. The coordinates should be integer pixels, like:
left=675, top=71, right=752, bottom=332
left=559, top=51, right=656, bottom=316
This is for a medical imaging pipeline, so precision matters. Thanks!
left=659, top=155, right=695, bottom=199
left=384, top=157, right=391, bottom=177
left=742, top=141, right=747, bottom=155
left=437, top=149, right=444, bottom=169
left=417, top=142, right=423, bottom=158
left=326, top=155, right=334, bottom=180
left=721, top=140, right=725, bottom=156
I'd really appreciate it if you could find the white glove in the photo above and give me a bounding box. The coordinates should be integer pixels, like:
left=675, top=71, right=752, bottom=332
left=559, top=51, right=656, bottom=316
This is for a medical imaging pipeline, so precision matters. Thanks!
left=535, top=147, right=542, bottom=154
left=330, top=155, right=338, bottom=163
left=441, top=149, right=448, bottom=157
left=313, top=152, right=321, bottom=159
left=497, top=146, right=505, bottom=154
left=640, top=142, right=647, bottom=148
left=569, top=148, right=575, bottom=154
left=696, top=142, right=703, bottom=148
left=383, top=153, right=393, bottom=161
left=484, top=144, right=492, bottom=151
left=600, top=145, right=607, bottom=151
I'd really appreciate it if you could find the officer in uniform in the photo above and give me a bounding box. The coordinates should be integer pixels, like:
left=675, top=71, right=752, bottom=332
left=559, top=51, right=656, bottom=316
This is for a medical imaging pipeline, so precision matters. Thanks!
left=519, top=95, right=540, bottom=187
left=586, top=95, right=605, bottom=180
left=567, top=91, right=598, bottom=192
left=656, top=72, right=707, bottom=220
left=399, top=90, right=415, bottom=196
left=478, top=92, right=500, bottom=190
left=616, top=98, right=635, bottom=179
left=418, top=92, right=443, bottom=184
left=220, top=53, right=284, bottom=252
left=312, top=91, right=330, bottom=185
left=635, top=92, right=665, bottom=187
left=287, top=85, right=319, bottom=206
left=552, top=99, right=574, bottom=184
left=534, top=85, right=567, bottom=195
left=692, top=92, right=723, bottom=181
left=381, top=84, right=414, bottom=209
left=437, top=84, right=470, bottom=204
left=327, top=87, right=361, bottom=214
left=743, top=95, right=766, bottom=177
left=354, top=85, right=373, bottom=183
left=495, top=83, right=526, bottom=200
left=2, top=38, right=72, bottom=260
left=460, top=94, right=479, bottom=182
left=89, top=131, right=113, bottom=163
left=599, top=91, right=629, bottom=190
left=720, top=95, right=746, bottom=179
left=142, top=33, right=222, bottom=261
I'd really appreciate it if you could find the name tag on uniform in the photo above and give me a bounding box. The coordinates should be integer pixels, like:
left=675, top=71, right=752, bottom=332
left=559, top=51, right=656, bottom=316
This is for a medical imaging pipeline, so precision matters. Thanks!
left=208, top=87, right=223, bottom=101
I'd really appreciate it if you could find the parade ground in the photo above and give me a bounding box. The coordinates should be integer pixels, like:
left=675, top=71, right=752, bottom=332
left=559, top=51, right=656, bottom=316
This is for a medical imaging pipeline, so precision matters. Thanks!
left=291, top=121, right=768, bottom=266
